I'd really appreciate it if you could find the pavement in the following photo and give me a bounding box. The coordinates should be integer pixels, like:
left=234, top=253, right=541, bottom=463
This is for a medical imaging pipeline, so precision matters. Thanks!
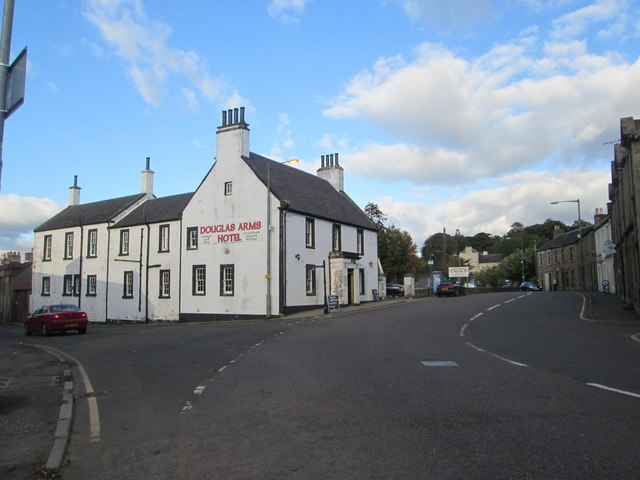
left=0, top=292, right=637, bottom=478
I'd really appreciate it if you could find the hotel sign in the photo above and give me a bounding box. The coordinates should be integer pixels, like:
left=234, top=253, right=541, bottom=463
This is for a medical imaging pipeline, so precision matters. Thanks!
left=200, top=221, right=263, bottom=245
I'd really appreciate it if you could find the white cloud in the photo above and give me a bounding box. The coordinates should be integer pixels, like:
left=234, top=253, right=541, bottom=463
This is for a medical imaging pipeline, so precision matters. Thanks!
left=84, top=0, right=222, bottom=108
left=371, top=168, right=610, bottom=246
left=268, top=0, right=311, bottom=24
left=326, top=39, right=640, bottom=186
left=0, top=195, right=62, bottom=252
left=551, top=0, right=627, bottom=40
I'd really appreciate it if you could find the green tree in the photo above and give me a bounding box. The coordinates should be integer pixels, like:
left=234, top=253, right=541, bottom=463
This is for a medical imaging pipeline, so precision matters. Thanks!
left=365, top=202, right=420, bottom=281
left=379, top=225, right=415, bottom=282
left=364, top=202, right=387, bottom=228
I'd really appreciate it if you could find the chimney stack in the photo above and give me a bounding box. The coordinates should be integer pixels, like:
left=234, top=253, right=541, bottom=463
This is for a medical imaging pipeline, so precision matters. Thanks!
left=141, top=157, right=154, bottom=195
left=317, top=152, right=344, bottom=192
left=69, top=175, right=81, bottom=206
left=216, top=107, right=250, bottom=160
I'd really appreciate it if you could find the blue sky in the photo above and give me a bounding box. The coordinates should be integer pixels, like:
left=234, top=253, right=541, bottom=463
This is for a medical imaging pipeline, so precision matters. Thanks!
left=1, top=0, right=639, bottom=256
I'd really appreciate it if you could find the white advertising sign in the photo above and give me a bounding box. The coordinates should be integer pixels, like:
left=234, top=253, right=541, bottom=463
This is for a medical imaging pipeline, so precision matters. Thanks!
left=448, top=266, right=469, bottom=278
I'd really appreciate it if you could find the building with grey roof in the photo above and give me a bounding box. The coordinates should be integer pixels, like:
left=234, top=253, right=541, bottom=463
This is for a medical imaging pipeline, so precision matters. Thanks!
left=31, top=108, right=378, bottom=322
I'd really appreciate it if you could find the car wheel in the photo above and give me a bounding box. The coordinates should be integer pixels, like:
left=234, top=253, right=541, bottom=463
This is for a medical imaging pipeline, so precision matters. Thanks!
left=42, top=323, right=49, bottom=337
left=79, top=328, right=86, bottom=334
left=24, top=323, right=32, bottom=336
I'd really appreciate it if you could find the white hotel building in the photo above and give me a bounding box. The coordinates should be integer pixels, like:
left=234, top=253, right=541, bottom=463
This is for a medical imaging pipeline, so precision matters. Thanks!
left=31, top=108, right=379, bottom=322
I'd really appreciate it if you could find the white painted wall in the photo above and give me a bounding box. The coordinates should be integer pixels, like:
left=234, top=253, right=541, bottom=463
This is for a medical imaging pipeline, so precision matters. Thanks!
left=181, top=124, right=276, bottom=317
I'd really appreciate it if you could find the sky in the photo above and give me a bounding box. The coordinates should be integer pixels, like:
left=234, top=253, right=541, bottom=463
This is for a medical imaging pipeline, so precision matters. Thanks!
left=1, top=0, right=639, bottom=256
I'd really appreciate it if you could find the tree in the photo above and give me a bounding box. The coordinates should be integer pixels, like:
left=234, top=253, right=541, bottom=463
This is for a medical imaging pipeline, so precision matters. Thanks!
left=365, top=202, right=420, bottom=282
left=364, top=202, right=387, bottom=228
left=379, top=225, right=415, bottom=282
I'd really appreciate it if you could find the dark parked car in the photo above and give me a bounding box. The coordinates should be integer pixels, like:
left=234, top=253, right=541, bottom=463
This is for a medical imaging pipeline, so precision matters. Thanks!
left=25, top=304, right=88, bottom=336
left=386, top=283, right=405, bottom=297
left=436, top=281, right=465, bottom=297
left=520, top=281, right=541, bottom=291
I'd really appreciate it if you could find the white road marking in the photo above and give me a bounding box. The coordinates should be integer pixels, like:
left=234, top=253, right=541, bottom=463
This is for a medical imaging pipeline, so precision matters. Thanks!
left=466, top=343, right=528, bottom=367
left=518, top=295, right=526, bottom=299
left=587, top=383, right=640, bottom=399
left=460, top=324, right=468, bottom=337
left=194, top=385, right=205, bottom=395
left=421, top=361, right=459, bottom=367
left=487, top=304, right=501, bottom=311
left=470, top=313, right=483, bottom=321
left=38, top=345, right=101, bottom=443
left=218, top=366, right=228, bottom=372
left=504, top=299, right=515, bottom=304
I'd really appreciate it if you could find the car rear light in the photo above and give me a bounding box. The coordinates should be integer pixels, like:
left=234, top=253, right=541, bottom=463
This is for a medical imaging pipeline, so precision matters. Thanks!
left=81, top=313, right=87, bottom=318
left=53, top=314, right=60, bottom=319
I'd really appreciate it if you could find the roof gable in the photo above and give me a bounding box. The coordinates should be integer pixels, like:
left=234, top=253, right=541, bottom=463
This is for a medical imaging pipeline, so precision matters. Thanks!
left=243, top=153, right=376, bottom=230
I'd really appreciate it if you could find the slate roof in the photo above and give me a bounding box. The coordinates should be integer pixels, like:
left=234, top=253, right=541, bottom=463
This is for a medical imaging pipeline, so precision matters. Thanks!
left=111, top=193, right=194, bottom=228
left=538, top=225, right=594, bottom=251
left=479, top=254, right=502, bottom=263
left=243, top=153, right=377, bottom=231
left=34, top=194, right=148, bottom=232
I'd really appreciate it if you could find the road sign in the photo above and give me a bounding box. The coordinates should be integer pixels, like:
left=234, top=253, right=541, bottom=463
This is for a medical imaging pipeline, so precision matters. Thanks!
left=5, top=46, right=26, bottom=119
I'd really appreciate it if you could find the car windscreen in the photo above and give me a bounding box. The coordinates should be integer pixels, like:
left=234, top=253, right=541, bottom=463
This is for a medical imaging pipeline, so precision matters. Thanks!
left=51, top=304, right=80, bottom=312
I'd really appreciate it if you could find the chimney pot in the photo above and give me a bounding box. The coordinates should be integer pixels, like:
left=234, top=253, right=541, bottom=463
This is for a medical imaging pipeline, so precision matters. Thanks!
left=240, top=107, right=245, bottom=124
left=222, top=110, right=227, bottom=126
left=335, top=153, right=339, bottom=165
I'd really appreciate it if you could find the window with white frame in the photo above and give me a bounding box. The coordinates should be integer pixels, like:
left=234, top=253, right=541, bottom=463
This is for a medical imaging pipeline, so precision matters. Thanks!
left=64, top=232, right=74, bottom=259
left=87, top=229, right=98, bottom=258
left=332, top=224, right=341, bottom=252
left=42, top=276, right=51, bottom=296
left=187, top=227, right=198, bottom=250
left=357, top=229, right=364, bottom=255
left=305, top=218, right=315, bottom=248
left=86, top=275, right=97, bottom=296
left=193, top=265, right=206, bottom=295
left=159, top=224, right=170, bottom=252
left=123, top=271, right=134, bottom=298
left=159, top=270, right=170, bottom=298
left=120, top=229, right=130, bottom=256
left=63, top=275, right=73, bottom=296
left=306, top=265, right=316, bottom=295
left=73, top=274, right=80, bottom=297
left=220, top=264, right=234, bottom=296
left=43, top=235, right=52, bottom=261
left=224, top=181, right=232, bottom=196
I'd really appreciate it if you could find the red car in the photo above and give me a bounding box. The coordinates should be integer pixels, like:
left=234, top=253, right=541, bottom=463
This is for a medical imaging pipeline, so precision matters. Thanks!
left=25, top=304, right=88, bottom=336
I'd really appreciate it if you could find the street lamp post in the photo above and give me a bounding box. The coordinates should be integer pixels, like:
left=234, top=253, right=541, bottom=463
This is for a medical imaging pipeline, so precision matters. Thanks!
left=266, top=158, right=299, bottom=318
left=551, top=199, right=582, bottom=290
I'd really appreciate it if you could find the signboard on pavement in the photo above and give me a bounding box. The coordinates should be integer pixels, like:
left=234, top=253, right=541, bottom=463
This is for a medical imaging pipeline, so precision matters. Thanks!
left=448, top=266, right=469, bottom=278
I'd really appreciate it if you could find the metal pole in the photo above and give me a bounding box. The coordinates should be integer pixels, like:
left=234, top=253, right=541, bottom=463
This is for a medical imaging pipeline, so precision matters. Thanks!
left=521, top=234, right=524, bottom=282
left=577, top=199, right=582, bottom=291
left=266, top=162, right=271, bottom=318
left=322, top=260, right=328, bottom=314
left=0, top=0, right=15, bottom=189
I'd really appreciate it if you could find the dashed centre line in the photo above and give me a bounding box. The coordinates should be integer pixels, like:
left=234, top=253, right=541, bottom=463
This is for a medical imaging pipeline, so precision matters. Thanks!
left=487, top=304, right=501, bottom=311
